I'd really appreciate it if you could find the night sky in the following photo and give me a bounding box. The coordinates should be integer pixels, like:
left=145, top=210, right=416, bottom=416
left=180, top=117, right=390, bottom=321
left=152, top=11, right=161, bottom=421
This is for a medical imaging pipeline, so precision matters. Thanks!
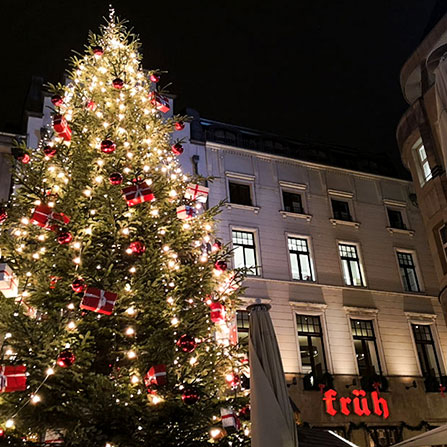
left=0, top=0, right=441, bottom=160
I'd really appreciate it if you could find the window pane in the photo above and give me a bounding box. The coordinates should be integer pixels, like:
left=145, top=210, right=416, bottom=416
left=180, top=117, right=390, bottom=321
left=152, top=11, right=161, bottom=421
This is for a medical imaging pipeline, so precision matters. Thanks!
left=299, top=253, right=312, bottom=281
left=332, top=199, right=352, bottom=221
left=229, top=182, right=252, bottom=206
left=290, top=253, right=300, bottom=280
left=244, top=247, right=257, bottom=274
left=387, top=209, right=405, bottom=229
left=440, top=225, right=447, bottom=245
left=283, top=191, right=303, bottom=214
left=341, top=259, right=352, bottom=285
left=233, top=245, right=245, bottom=269
left=299, top=335, right=312, bottom=373
left=349, top=260, right=363, bottom=286
left=425, top=344, right=441, bottom=378
left=366, top=340, right=381, bottom=374
left=422, top=161, right=433, bottom=181
left=418, top=145, right=427, bottom=162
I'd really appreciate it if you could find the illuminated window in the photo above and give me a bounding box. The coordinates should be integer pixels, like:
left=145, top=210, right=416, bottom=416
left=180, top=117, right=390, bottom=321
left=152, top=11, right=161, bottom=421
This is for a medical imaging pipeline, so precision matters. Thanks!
left=368, top=427, right=401, bottom=447
left=288, top=237, right=314, bottom=281
left=338, top=243, right=364, bottom=287
left=439, top=224, right=447, bottom=263
left=351, top=319, right=382, bottom=376
left=413, top=138, right=432, bottom=186
left=232, top=230, right=258, bottom=275
left=396, top=251, right=420, bottom=292
left=236, top=310, right=249, bottom=346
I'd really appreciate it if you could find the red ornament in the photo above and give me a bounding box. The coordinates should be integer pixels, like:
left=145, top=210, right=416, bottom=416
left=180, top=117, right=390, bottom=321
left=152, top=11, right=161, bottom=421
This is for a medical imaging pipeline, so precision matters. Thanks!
left=43, top=145, right=57, bottom=157
left=18, top=153, right=30, bottom=164
left=144, top=365, right=167, bottom=387
left=129, top=241, right=146, bottom=254
left=57, top=349, right=75, bottom=368
left=0, top=365, right=27, bottom=392
left=53, top=115, right=72, bottom=141
left=112, top=78, right=124, bottom=89
left=210, top=302, right=226, bottom=324
left=239, top=405, right=250, bottom=420
left=109, top=172, right=123, bottom=185
left=149, top=92, right=170, bottom=113
left=182, top=388, right=200, bottom=405
left=225, top=372, right=240, bottom=389
left=80, top=287, right=118, bottom=315
left=51, top=95, right=64, bottom=107
left=176, top=334, right=197, bottom=353
left=212, top=240, right=223, bottom=251
left=49, top=276, right=61, bottom=289
left=214, top=260, right=227, bottom=272
left=71, top=278, right=86, bottom=294
left=86, top=100, right=97, bottom=111
left=57, top=231, right=73, bottom=245
left=0, top=209, right=7, bottom=224
left=150, top=73, right=160, bottom=83
left=174, top=121, right=185, bottom=131
left=0, top=428, right=4, bottom=440
left=171, top=143, right=184, bottom=155
left=100, top=139, right=116, bottom=154
left=122, top=181, right=154, bottom=207
left=131, top=177, right=143, bottom=184
left=92, top=46, right=104, bottom=56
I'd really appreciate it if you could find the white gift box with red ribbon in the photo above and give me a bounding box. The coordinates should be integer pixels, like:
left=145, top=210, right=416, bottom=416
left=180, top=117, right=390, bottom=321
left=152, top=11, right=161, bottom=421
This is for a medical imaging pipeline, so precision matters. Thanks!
left=0, top=263, right=19, bottom=298
left=176, top=205, right=197, bottom=220
left=185, top=183, right=209, bottom=203
left=220, top=408, right=241, bottom=431
left=44, top=429, right=66, bottom=445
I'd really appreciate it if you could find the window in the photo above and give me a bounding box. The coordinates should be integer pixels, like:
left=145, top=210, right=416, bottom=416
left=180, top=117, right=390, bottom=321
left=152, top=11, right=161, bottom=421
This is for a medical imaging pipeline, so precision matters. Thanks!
left=282, top=191, right=304, bottom=214
left=331, top=199, right=352, bottom=221
left=351, top=320, right=383, bottom=377
left=439, top=224, right=447, bottom=262
left=387, top=208, right=406, bottom=230
left=413, top=139, right=433, bottom=185
left=229, top=181, right=252, bottom=206
left=232, top=230, right=258, bottom=275
left=236, top=310, right=250, bottom=346
left=396, top=251, right=420, bottom=292
left=368, top=427, right=401, bottom=447
left=412, top=324, right=444, bottom=391
left=338, top=243, right=364, bottom=287
left=296, top=314, right=328, bottom=388
left=288, top=237, right=314, bottom=281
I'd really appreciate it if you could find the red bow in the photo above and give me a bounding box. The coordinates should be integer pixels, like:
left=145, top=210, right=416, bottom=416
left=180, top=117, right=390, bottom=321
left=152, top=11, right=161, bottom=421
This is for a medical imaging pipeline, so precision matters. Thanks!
left=319, top=383, right=326, bottom=395
left=373, top=381, right=381, bottom=395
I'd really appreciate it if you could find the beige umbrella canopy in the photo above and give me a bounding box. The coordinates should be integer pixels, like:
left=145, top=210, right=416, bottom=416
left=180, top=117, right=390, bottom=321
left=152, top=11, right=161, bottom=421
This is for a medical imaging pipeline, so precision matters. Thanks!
left=248, top=303, right=298, bottom=447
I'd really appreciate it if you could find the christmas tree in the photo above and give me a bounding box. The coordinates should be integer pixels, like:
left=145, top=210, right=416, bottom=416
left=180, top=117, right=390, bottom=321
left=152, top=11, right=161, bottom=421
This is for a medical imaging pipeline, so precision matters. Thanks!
left=0, top=11, right=249, bottom=447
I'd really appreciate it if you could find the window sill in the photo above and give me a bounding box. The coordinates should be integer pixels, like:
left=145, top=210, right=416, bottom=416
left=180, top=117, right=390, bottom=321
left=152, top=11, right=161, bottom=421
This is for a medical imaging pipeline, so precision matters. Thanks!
left=226, top=203, right=260, bottom=214
left=329, top=218, right=360, bottom=229
left=386, top=226, right=415, bottom=237
left=280, top=210, right=312, bottom=222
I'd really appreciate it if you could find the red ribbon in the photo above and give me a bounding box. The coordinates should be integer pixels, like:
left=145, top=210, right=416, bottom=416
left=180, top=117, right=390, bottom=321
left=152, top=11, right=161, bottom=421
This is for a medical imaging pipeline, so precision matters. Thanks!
left=319, top=383, right=326, bottom=395
left=440, top=385, right=446, bottom=397
left=373, top=381, right=381, bottom=395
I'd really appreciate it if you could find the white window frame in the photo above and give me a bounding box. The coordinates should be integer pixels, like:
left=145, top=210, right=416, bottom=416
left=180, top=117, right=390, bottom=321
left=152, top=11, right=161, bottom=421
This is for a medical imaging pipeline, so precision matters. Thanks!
left=285, top=233, right=317, bottom=282
left=393, top=248, right=424, bottom=293
left=383, top=199, right=414, bottom=236
left=230, top=226, right=262, bottom=277
left=279, top=181, right=312, bottom=222
left=343, top=306, right=387, bottom=377
left=337, top=240, right=367, bottom=288
left=412, top=137, right=433, bottom=187
left=328, top=189, right=360, bottom=229
left=225, top=171, right=259, bottom=213
left=438, top=223, right=447, bottom=265
left=290, top=302, right=333, bottom=375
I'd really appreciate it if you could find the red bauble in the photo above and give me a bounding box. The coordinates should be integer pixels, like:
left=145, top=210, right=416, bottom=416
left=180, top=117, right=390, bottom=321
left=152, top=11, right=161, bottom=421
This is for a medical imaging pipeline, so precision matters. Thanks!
left=112, top=78, right=124, bottom=89
left=176, top=334, right=197, bottom=353
left=212, top=240, right=223, bottom=251
left=43, top=145, right=57, bottom=157
left=0, top=209, right=7, bottom=224
left=129, top=241, right=146, bottom=254
left=0, top=428, right=4, bottom=440
left=182, top=388, right=200, bottom=405
left=101, top=139, right=116, bottom=153
left=92, top=46, right=104, bottom=56
left=18, top=153, right=30, bottom=164
left=174, top=121, right=185, bottom=131
left=57, top=349, right=75, bottom=368
left=171, top=143, right=184, bottom=155
left=131, top=176, right=143, bottom=184
left=214, top=260, right=227, bottom=272
left=109, top=172, right=123, bottom=185
left=57, top=231, right=73, bottom=245
left=71, top=278, right=86, bottom=294
left=51, top=95, right=64, bottom=107
left=150, top=73, right=160, bottom=83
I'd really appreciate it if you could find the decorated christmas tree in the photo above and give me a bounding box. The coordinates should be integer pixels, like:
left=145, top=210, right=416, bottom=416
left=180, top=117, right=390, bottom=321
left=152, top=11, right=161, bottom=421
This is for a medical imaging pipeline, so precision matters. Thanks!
left=0, top=11, right=249, bottom=447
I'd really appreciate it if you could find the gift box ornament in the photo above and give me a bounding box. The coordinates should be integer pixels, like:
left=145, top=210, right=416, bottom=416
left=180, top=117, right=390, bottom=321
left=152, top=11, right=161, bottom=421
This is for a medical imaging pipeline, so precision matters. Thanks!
left=210, top=302, right=226, bottom=324
left=0, top=365, right=27, bottom=393
left=122, top=181, right=154, bottom=207
left=176, top=205, right=197, bottom=220
left=220, top=408, right=241, bottom=432
left=80, top=287, right=118, bottom=315
left=228, top=313, right=238, bottom=346
left=53, top=115, right=72, bottom=141
left=0, top=263, right=19, bottom=298
left=144, top=364, right=167, bottom=387
left=214, top=323, right=231, bottom=346
left=31, top=204, right=70, bottom=231
left=149, top=91, right=170, bottom=113
left=185, top=183, right=209, bottom=203
left=44, top=429, right=66, bottom=445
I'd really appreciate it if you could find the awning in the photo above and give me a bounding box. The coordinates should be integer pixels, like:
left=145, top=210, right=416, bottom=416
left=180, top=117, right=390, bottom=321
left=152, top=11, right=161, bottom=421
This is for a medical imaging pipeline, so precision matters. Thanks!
left=297, top=428, right=359, bottom=447
left=392, top=424, right=447, bottom=446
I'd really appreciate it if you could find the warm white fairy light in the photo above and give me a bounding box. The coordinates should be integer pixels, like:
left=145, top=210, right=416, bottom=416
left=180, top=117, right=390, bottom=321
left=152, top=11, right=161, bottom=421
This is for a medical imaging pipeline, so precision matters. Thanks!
left=4, top=332, right=11, bottom=339
left=127, top=350, right=137, bottom=359
left=73, top=257, right=81, bottom=265
left=38, top=234, right=46, bottom=241
left=5, top=419, right=14, bottom=428
left=21, top=217, right=29, bottom=225
left=31, top=394, right=41, bottom=404
left=46, top=368, right=55, bottom=376
left=150, top=209, right=159, bottom=216
left=67, top=303, right=75, bottom=310
left=122, top=228, right=130, bottom=235
left=171, top=317, right=179, bottom=326
left=125, top=327, right=135, bottom=336
left=126, top=306, right=136, bottom=316
left=83, top=189, right=92, bottom=197
left=67, top=321, right=76, bottom=330
left=130, top=375, right=139, bottom=384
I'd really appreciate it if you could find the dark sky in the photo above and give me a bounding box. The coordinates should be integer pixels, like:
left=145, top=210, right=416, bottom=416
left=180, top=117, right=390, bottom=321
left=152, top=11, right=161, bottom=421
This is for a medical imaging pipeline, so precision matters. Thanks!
left=0, top=0, right=440, bottom=158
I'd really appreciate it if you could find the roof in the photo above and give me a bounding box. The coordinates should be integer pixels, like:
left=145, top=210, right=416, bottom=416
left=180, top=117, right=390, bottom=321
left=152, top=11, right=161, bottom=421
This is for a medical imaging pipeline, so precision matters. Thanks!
left=392, top=424, right=447, bottom=446
left=298, top=428, right=359, bottom=447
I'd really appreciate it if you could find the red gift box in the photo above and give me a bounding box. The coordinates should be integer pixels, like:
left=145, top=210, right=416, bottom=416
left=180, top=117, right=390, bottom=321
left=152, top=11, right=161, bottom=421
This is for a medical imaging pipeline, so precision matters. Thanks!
left=0, top=365, right=27, bottom=393
left=53, top=115, right=72, bottom=141
left=149, top=92, right=170, bottom=113
left=122, top=181, right=154, bottom=207
left=144, top=364, right=167, bottom=387
left=31, top=204, right=70, bottom=231
left=210, top=302, right=226, bottom=324
left=80, top=287, right=118, bottom=315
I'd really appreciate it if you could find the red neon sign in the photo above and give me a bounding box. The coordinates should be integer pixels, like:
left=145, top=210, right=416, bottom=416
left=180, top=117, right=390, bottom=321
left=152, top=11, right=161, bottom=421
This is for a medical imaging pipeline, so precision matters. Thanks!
left=323, top=389, right=389, bottom=419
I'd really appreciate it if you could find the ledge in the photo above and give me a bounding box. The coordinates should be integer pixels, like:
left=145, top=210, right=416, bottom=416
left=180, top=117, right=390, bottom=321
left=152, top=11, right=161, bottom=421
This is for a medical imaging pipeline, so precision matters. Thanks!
left=343, top=306, right=379, bottom=316
left=386, top=226, right=415, bottom=237
left=225, top=203, right=260, bottom=214
left=280, top=210, right=312, bottom=221
left=329, top=218, right=360, bottom=229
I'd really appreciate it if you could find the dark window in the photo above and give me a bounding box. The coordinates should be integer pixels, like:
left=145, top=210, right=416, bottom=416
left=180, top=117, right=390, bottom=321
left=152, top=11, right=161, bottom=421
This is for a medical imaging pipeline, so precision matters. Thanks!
left=283, top=191, right=304, bottom=214
left=439, top=224, right=447, bottom=263
left=412, top=324, right=443, bottom=391
left=288, top=237, right=314, bottom=281
left=396, top=251, right=420, bottom=292
left=297, top=315, right=327, bottom=388
left=331, top=199, right=352, bottom=221
left=338, top=243, right=364, bottom=287
left=229, top=181, right=252, bottom=206
left=232, top=230, right=258, bottom=275
left=351, top=319, right=382, bottom=376
left=368, top=427, right=402, bottom=447
left=236, top=310, right=250, bottom=346
left=387, top=208, right=406, bottom=229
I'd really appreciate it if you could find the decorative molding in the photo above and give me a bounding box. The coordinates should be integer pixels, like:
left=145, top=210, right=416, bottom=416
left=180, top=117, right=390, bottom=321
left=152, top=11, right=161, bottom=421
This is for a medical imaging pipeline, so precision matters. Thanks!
left=239, top=296, right=272, bottom=308
left=343, top=306, right=379, bottom=316
left=383, top=199, right=407, bottom=207
left=279, top=180, right=308, bottom=191
left=225, top=171, right=255, bottom=181
left=327, top=189, right=354, bottom=198
left=386, top=226, right=415, bottom=237
left=226, top=203, right=260, bottom=214
left=280, top=210, right=312, bottom=222
left=289, top=301, right=328, bottom=312
left=330, top=218, right=360, bottom=229
left=404, top=311, right=437, bottom=323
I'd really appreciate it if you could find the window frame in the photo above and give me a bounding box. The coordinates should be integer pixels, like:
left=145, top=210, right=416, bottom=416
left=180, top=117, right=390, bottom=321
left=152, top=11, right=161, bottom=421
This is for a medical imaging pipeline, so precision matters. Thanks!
left=328, top=189, right=359, bottom=228
left=412, top=137, right=433, bottom=187
left=225, top=171, right=259, bottom=212
left=230, top=226, right=261, bottom=277
left=393, top=248, right=424, bottom=293
left=383, top=199, right=414, bottom=236
left=337, top=241, right=367, bottom=288
left=286, top=233, right=316, bottom=282
left=279, top=181, right=311, bottom=221
left=438, top=223, right=447, bottom=266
